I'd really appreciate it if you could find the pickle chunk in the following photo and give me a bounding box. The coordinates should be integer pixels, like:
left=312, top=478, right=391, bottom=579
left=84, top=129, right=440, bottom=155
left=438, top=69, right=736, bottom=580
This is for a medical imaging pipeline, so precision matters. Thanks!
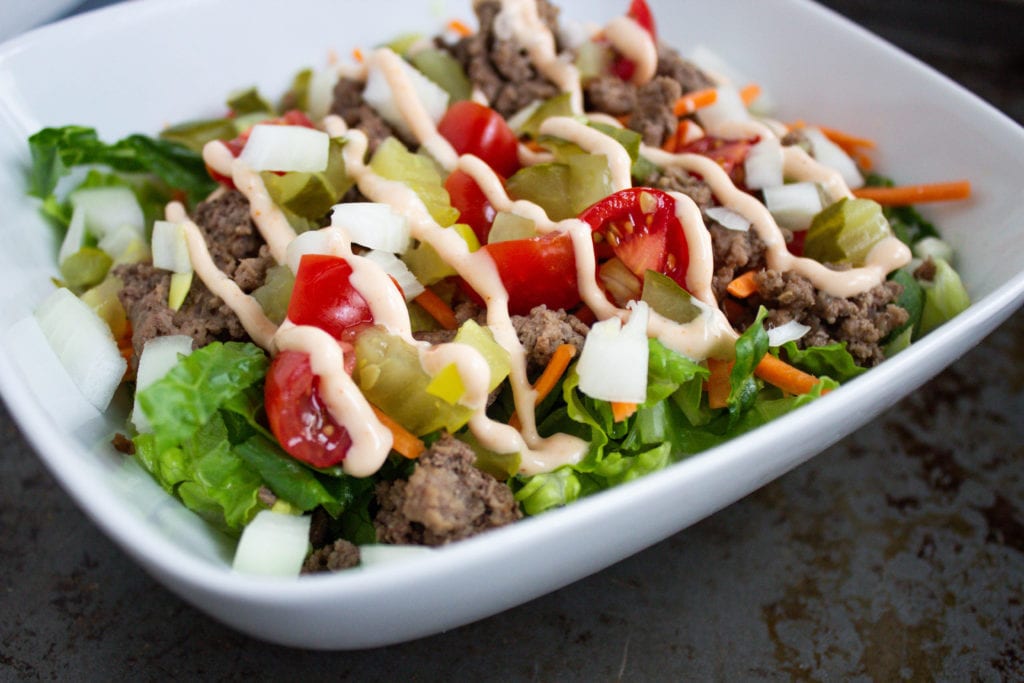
left=804, top=197, right=893, bottom=266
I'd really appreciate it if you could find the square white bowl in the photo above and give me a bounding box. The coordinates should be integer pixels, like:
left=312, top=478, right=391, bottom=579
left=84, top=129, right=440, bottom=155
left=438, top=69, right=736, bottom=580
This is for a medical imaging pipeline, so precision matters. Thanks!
left=0, top=0, right=1021, bottom=649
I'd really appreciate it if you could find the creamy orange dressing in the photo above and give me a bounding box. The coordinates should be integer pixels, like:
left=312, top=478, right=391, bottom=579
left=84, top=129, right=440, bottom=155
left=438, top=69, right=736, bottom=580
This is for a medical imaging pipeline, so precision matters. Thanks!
left=603, top=16, right=657, bottom=86
left=418, top=343, right=492, bottom=409
left=539, top=116, right=633, bottom=191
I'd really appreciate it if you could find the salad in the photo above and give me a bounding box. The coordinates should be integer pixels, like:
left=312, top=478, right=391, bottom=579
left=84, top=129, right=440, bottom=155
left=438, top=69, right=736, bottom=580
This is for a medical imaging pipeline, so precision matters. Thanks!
left=25, top=0, right=972, bottom=576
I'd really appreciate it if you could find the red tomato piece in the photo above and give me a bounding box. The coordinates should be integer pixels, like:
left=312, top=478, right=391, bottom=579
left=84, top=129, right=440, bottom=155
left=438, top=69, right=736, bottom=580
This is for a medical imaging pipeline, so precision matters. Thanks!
left=265, top=350, right=352, bottom=468
left=680, top=136, right=756, bottom=188
left=445, top=169, right=497, bottom=245
left=288, top=254, right=375, bottom=342
left=579, top=187, right=690, bottom=290
left=611, top=0, right=657, bottom=82
left=437, top=101, right=521, bottom=179
left=471, top=232, right=580, bottom=316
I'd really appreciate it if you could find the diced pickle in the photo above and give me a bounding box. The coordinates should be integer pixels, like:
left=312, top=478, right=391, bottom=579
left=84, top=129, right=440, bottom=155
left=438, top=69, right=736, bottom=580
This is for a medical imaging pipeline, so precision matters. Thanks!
left=160, top=118, right=238, bottom=153
left=60, top=246, right=112, bottom=291
left=453, top=319, right=511, bottom=392
left=370, top=137, right=459, bottom=226
left=80, top=274, right=127, bottom=340
left=409, top=48, right=472, bottom=103
left=641, top=270, right=702, bottom=324
left=226, top=86, right=274, bottom=115
left=804, top=197, right=893, bottom=266
left=506, top=156, right=612, bottom=220
left=251, top=264, right=295, bottom=324
left=260, top=139, right=352, bottom=220
left=354, top=327, right=473, bottom=435
left=488, top=211, right=537, bottom=244
left=517, top=93, right=574, bottom=138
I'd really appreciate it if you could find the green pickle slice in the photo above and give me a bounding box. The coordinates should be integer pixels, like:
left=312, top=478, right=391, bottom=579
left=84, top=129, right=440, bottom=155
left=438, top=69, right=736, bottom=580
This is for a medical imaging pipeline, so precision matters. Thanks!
left=804, top=197, right=893, bottom=266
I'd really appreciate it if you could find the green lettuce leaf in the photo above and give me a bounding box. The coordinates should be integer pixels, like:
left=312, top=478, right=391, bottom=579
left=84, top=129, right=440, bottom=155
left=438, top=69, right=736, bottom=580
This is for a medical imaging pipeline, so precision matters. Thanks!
left=778, top=341, right=867, bottom=383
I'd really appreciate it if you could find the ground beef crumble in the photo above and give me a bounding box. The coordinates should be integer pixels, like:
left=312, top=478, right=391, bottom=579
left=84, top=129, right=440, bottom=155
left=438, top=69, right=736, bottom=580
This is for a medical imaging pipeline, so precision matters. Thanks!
left=302, top=539, right=361, bottom=574
left=374, top=433, right=522, bottom=546
left=511, top=305, right=589, bottom=379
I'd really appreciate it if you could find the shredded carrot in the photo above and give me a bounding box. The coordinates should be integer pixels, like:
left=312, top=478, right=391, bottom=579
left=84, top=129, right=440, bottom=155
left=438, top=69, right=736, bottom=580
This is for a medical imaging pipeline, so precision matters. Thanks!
left=371, top=405, right=425, bottom=459
left=662, top=119, right=694, bottom=153
left=706, top=358, right=733, bottom=410
left=352, top=47, right=365, bottom=64
left=754, top=354, right=824, bottom=396
left=853, top=180, right=972, bottom=206
left=726, top=270, right=760, bottom=299
left=615, top=113, right=632, bottom=126
left=673, top=88, right=718, bottom=117
left=739, top=83, right=762, bottom=106
left=853, top=149, right=874, bottom=172
left=509, top=343, right=577, bottom=430
left=447, top=18, right=474, bottom=37
left=817, top=124, right=876, bottom=151
left=611, top=401, right=638, bottom=422
left=414, top=288, right=458, bottom=331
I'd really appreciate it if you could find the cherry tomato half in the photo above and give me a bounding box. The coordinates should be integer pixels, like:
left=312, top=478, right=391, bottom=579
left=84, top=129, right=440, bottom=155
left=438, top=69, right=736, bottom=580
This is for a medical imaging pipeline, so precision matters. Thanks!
left=265, top=350, right=352, bottom=468
left=446, top=169, right=497, bottom=245
left=579, top=187, right=690, bottom=290
left=437, top=101, right=521, bottom=179
left=680, top=136, right=756, bottom=188
left=611, top=0, right=657, bottom=81
left=470, top=232, right=580, bottom=316
left=287, top=254, right=375, bottom=342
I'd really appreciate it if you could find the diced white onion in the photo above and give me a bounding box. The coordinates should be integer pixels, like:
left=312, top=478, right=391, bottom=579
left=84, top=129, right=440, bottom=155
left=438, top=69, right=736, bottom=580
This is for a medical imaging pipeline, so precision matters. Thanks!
left=238, top=125, right=330, bottom=173
left=285, top=229, right=334, bottom=274
left=132, top=335, right=193, bottom=433
left=802, top=127, right=864, bottom=190
left=763, top=182, right=824, bottom=231
left=767, top=320, right=811, bottom=347
left=358, top=544, right=434, bottom=569
left=331, top=202, right=411, bottom=254
left=912, top=236, right=954, bottom=264
left=744, top=137, right=784, bottom=190
left=363, top=49, right=450, bottom=138
left=58, top=205, right=87, bottom=265
left=705, top=206, right=751, bottom=232
left=507, top=100, right=542, bottom=133
left=362, top=250, right=425, bottom=301
left=232, top=510, right=311, bottom=577
left=70, top=186, right=145, bottom=239
left=307, top=68, right=340, bottom=121
left=34, top=287, right=126, bottom=411
left=696, top=84, right=749, bottom=130
left=98, top=223, right=150, bottom=263
left=576, top=300, right=650, bottom=404
left=151, top=220, right=193, bottom=273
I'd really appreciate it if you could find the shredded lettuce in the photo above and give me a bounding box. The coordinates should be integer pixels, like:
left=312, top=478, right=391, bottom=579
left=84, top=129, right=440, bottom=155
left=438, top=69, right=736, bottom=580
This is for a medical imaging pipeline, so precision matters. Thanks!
left=777, top=341, right=867, bottom=383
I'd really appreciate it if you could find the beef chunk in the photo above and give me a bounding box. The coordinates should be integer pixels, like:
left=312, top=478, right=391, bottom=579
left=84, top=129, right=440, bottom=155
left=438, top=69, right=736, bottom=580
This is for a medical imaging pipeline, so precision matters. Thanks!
left=190, top=190, right=267, bottom=282
left=374, top=434, right=522, bottom=546
left=646, top=167, right=714, bottom=210
left=301, top=539, right=361, bottom=574
left=754, top=270, right=909, bottom=366
left=584, top=75, right=637, bottom=117
left=511, top=305, right=590, bottom=378
left=656, top=44, right=715, bottom=94
left=329, top=77, right=400, bottom=154
left=448, top=0, right=562, bottom=118
left=628, top=76, right=682, bottom=147
left=708, top=223, right=771, bottom=302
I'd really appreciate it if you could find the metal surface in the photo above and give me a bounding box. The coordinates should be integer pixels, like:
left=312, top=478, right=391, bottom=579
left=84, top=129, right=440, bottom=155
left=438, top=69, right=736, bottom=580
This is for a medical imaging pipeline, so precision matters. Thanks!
left=2, top=0, right=1022, bottom=678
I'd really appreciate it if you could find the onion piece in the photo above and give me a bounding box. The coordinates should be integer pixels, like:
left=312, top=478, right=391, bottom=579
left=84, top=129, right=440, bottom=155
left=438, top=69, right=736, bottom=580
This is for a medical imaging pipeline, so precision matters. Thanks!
left=232, top=510, right=311, bottom=577
left=58, top=205, right=87, bottom=265
left=763, top=182, right=824, bottom=231
left=331, top=202, right=411, bottom=254
left=363, top=49, right=449, bottom=138
left=285, top=229, right=334, bottom=274
left=802, top=127, right=864, bottom=190
left=151, top=220, right=193, bottom=273
left=307, top=68, right=340, bottom=121
left=696, top=84, right=749, bottom=130
left=767, top=320, right=811, bottom=347
left=362, top=250, right=424, bottom=301
left=132, top=334, right=193, bottom=433
left=238, top=124, right=329, bottom=173
left=34, top=287, right=126, bottom=411
left=705, top=206, right=751, bottom=232
left=70, top=186, right=145, bottom=239
left=912, top=236, right=955, bottom=264
left=744, top=137, right=784, bottom=190
left=576, top=300, right=650, bottom=404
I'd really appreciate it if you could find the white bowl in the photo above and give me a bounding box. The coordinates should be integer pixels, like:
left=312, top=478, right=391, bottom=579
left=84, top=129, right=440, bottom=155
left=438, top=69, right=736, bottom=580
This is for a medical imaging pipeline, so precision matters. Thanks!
left=0, top=0, right=1021, bottom=650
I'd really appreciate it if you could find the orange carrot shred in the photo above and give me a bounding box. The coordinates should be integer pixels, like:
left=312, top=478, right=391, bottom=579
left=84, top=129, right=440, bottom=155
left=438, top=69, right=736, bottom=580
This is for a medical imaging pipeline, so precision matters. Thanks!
left=673, top=88, right=718, bottom=117
left=706, top=358, right=733, bottom=410
left=726, top=270, right=760, bottom=299
left=853, top=180, right=972, bottom=206
left=739, top=83, right=761, bottom=106
left=447, top=18, right=474, bottom=37
left=509, top=343, right=577, bottom=430
left=371, top=405, right=425, bottom=459
left=853, top=149, right=874, bottom=172
left=352, top=47, right=365, bottom=63
left=414, top=288, right=459, bottom=331
left=817, top=124, right=877, bottom=150
left=754, top=354, right=825, bottom=397
left=611, top=401, right=638, bottom=422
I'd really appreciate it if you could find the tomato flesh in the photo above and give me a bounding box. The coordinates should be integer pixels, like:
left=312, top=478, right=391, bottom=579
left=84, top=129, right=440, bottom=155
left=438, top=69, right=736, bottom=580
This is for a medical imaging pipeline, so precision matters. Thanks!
left=445, top=169, right=496, bottom=245
left=680, top=136, right=756, bottom=188
left=265, top=350, right=352, bottom=468
left=473, top=232, right=580, bottom=316
left=288, top=254, right=375, bottom=342
left=437, top=101, right=521, bottom=179
left=611, top=0, right=657, bottom=82
left=579, top=187, right=689, bottom=291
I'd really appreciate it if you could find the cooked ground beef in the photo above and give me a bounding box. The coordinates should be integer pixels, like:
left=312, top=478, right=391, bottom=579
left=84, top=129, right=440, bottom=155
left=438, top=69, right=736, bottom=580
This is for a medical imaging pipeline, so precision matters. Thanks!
left=301, top=539, right=361, bottom=574
left=628, top=76, right=681, bottom=147
left=645, top=167, right=714, bottom=210
left=753, top=269, right=909, bottom=366
left=656, top=44, right=715, bottom=94
left=329, top=77, right=402, bottom=153
left=584, top=75, right=637, bottom=117
left=448, top=0, right=562, bottom=118
left=374, top=433, right=522, bottom=546
left=511, top=305, right=589, bottom=378
left=914, top=256, right=937, bottom=282
left=708, top=223, right=772, bottom=302
left=115, top=190, right=269, bottom=370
